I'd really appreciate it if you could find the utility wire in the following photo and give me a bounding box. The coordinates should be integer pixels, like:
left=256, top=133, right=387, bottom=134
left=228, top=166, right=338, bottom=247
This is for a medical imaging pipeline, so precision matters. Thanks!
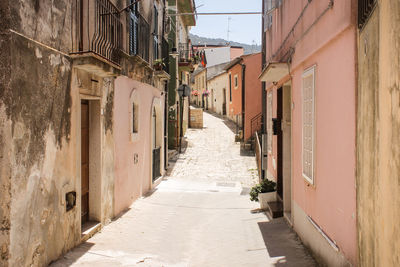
left=169, top=12, right=262, bottom=16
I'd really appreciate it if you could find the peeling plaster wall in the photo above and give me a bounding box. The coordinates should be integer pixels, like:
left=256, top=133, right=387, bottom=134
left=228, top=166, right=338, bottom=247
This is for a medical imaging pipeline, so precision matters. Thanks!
left=0, top=2, right=12, bottom=265
left=6, top=33, right=77, bottom=267
left=357, top=1, right=400, bottom=266
left=0, top=1, right=117, bottom=266
left=10, top=0, right=73, bottom=54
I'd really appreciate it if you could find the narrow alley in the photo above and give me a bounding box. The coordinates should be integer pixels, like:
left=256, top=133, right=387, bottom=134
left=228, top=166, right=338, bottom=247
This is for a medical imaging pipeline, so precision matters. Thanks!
left=51, top=112, right=316, bottom=267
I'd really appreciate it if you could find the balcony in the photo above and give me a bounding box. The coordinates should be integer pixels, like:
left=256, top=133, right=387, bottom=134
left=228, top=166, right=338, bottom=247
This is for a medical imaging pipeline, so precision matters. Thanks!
left=178, top=42, right=194, bottom=70
left=132, top=13, right=150, bottom=63
left=72, top=0, right=122, bottom=75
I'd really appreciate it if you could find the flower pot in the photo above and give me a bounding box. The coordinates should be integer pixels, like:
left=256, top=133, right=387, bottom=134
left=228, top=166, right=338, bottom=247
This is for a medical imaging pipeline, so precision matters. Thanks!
left=258, top=191, right=277, bottom=209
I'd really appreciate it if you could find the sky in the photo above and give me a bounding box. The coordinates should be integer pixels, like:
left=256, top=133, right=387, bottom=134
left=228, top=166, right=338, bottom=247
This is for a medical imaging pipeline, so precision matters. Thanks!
left=189, top=0, right=262, bottom=45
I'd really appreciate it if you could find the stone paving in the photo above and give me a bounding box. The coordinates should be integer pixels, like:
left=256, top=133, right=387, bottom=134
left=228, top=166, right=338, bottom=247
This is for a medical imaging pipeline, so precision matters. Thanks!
left=51, top=112, right=317, bottom=267
left=169, top=112, right=259, bottom=188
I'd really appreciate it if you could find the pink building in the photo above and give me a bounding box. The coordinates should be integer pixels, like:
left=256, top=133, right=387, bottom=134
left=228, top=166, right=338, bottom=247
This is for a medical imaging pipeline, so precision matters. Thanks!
left=113, top=78, right=166, bottom=216
left=259, top=0, right=357, bottom=266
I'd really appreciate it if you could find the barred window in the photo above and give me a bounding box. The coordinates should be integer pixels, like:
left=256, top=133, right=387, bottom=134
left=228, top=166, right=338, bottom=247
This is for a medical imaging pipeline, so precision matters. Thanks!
left=302, top=66, right=315, bottom=184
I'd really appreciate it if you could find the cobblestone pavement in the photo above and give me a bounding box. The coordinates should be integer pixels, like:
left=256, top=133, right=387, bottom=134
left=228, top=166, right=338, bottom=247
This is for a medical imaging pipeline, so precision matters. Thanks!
left=168, top=112, right=259, bottom=188
left=51, top=112, right=317, bottom=267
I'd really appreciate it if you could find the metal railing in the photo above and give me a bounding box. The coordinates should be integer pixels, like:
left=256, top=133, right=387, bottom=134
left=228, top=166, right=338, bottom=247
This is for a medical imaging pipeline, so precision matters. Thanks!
left=161, top=37, right=169, bottom=73
left=358, top=0, right=377, bottom=29
left=251, top=113, right=263, bottom=138
left=75, top=0, right=122, bottom=65
left=137, top=13, right=150, bottom=62
left=178, top=43, right=192, bottom=62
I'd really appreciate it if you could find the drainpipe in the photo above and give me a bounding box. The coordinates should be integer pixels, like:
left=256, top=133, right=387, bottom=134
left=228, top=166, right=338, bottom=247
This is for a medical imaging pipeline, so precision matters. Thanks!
left=164, top=80, right=168, bottom=170
left=241, top=63, right=246, bottom=142
left=261, top=0, right=267, bottom=180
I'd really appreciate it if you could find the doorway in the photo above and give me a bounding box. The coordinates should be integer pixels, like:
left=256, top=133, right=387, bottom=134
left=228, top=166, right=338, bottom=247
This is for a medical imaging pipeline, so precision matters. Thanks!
left=282, top=83, right=292, bottom=219
left=80, top=99, right=101, bottom=229
left=277, top=88, right=283, bottom=199
left=276, top=84, right=292, bottom=220
left=81, top=100, right=89, bottom=225
left=223, top=89, right=227, bottom=115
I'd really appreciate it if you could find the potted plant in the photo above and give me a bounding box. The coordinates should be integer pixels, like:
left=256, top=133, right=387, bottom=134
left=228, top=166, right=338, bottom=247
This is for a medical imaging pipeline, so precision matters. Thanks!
left=250, top=179, right=277, bottom=209
left=153, top=59, right=165, bottom=71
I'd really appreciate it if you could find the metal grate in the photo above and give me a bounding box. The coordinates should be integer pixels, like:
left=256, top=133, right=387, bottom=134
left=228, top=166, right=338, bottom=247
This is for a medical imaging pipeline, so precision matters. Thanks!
left=358, top=0, right=377, bottom=29
left=152, top=147, right=161, bottom=181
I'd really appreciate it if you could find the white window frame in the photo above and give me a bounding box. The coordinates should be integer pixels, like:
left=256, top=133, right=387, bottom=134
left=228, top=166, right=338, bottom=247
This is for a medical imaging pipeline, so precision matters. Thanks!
left=302, top=66, right=316, bottom=185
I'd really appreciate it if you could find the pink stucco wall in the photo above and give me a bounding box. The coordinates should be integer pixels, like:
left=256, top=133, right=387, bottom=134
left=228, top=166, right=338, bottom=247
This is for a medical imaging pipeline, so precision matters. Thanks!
left=264, top=0, right=357, bottom=265
left=230, top=47, right=244, bottom=60
left=113, top=76, right=164, bottom=216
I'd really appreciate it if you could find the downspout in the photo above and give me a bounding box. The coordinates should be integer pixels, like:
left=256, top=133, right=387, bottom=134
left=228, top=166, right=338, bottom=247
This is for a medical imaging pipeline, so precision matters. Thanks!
left=164, top=81, right=168, bottom=170
left=241, top=62, right=246, bottom=141
left=261, top=0, right=267, bottom=179
left=162, top=0, right=168, bottom=170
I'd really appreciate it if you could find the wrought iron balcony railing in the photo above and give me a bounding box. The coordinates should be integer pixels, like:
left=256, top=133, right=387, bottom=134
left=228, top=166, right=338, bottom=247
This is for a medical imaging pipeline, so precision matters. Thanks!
left=136, top=13, right=150, bottom=62
left=74, top=0, right=122, bottom=65
left=178, top=43, right=193, bottom=63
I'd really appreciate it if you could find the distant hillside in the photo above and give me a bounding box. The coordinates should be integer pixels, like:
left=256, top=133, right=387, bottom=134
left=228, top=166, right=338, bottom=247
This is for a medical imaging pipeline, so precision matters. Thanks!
left=189, top=33, right=261, bottom=55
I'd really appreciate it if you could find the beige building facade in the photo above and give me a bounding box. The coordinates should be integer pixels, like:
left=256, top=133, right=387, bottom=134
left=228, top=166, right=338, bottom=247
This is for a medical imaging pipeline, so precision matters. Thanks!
left=357, top=0, right=400, bottom=266
left=207, top=72, right=229, bottom=116
left=0, top=0, right=171, bottom=266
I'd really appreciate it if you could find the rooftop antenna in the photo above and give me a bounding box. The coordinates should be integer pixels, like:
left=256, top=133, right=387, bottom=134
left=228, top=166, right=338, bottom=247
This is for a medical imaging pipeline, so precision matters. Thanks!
left=227, top=16, right=232, bottom=45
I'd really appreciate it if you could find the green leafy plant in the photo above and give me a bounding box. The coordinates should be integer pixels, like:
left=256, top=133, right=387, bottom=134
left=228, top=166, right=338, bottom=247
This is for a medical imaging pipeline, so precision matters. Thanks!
left=153, top=58, right=166, bottom=70
left=249, top=179, right=277, bottom=202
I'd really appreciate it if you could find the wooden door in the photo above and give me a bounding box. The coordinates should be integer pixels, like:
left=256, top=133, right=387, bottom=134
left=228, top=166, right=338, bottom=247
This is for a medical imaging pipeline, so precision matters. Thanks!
left=81, top=100, right=89, bottom=224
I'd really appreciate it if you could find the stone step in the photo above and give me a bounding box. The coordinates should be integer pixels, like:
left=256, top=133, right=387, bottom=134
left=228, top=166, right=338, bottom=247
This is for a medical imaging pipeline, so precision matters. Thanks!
left=267, top=201, right=283, bottom=218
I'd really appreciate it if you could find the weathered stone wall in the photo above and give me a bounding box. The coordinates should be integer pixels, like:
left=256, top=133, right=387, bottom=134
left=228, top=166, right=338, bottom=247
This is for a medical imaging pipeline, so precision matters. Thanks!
left=0, top=1, right=118, bottom=265
left=9, top=0, right=73, bottom=54
left=357, top=1, right=400, bottom=266
left=6, top=32, right=76, bottom=267
left=0, top=1, right=12, bottom=265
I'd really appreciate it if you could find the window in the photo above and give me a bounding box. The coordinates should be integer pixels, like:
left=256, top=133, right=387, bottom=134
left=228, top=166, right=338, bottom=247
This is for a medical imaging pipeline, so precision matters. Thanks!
left=263, top=0, right=273, bottom=31
left=130, top=90, right=139, bottom=142
left=267, top=91, right=273, bottom=152
left=153, top=4, right=159, bottom=60
left=129, top=0, right=139, bottom=55
left=234, top=74, right=238, bottom=88
left=132, top=103, right=138, bottom=133
left=302, top=66, right=315, bottom=184
left=229, top=74, right=232, bottom=102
